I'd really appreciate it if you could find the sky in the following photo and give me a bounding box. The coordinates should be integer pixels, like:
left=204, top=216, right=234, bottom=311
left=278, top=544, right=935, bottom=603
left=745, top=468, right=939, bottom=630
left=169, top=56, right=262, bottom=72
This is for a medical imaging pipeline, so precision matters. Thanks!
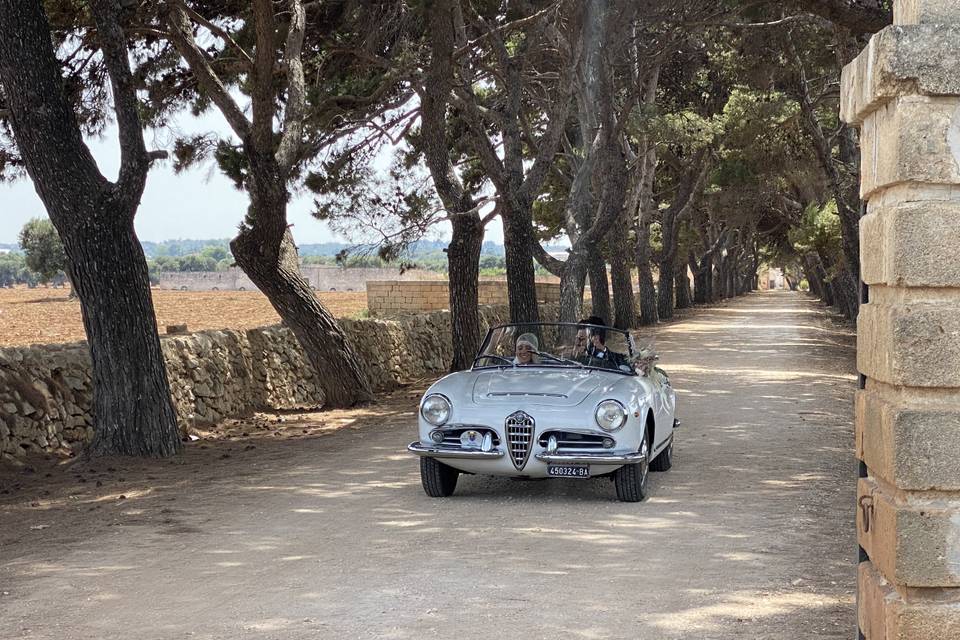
left=0, top=108, right=505, bottom=247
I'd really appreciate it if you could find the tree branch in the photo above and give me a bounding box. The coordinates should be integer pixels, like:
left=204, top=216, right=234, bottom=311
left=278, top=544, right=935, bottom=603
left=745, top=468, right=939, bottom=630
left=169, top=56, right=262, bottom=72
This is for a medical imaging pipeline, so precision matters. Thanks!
left=275, top=0, right=306, bottom=174
left=689, top=14, right=816, bottom=29
left=162, top=2, right=251, bottom=140
left=88, top=0, right=149, bottom=207
left=417, top=0, right=478, bottom=220
left=517, top=23, right=581, bottom=206
left=453, top=2, right=562, bottom=59
left=251, top=0, right=277, bottom=151
left=175, top=0, right=254, bottom=67
left=781, top=0, right=890, bottom=35
left=532, top=241, right=565, bottom=277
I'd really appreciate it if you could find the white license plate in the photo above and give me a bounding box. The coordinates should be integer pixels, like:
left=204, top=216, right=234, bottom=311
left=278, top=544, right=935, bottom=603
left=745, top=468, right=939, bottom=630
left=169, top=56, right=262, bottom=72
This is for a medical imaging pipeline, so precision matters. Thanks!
left=547, top=465, right=590, bottom=478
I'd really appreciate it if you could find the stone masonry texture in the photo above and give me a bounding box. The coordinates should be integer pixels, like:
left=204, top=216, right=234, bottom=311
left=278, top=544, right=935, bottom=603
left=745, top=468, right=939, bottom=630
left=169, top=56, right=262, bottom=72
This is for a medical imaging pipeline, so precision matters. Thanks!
left=366, top=280, right=562, bottom=317
left=0, top=304, right=548, bottom=460
left=844, top=1, right=960, bottom=637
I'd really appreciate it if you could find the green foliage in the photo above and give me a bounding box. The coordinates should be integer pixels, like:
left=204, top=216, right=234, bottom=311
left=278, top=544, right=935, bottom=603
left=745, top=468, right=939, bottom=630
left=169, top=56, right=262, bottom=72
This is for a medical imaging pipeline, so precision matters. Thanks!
left=0, top=252, right=35, bottom=287
left=144, top=239, right=232, bottom=259
left=18, top=218, right=67, bottom=283
left=789, top=200, right=843, bottom=272
left=176, top=254, right=218, bottom=272
left=200, top=245, right=230, bottom=262
left=146, top=242, right=233, bottom=274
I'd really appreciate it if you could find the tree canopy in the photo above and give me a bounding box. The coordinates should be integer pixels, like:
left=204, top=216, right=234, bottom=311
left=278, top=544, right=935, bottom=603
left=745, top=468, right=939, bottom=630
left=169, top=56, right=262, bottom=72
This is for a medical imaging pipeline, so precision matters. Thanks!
left=0, top=0, right=882, bottom=455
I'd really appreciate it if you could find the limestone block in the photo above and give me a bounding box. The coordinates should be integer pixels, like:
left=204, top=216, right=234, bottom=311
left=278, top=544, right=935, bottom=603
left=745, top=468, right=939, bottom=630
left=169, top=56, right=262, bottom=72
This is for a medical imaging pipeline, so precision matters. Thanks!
left=860, top=200, right=960, bottom=286
left=857, top=388, right=960, bottom=489
left=858, top=301, right=960, bottom=386
left=859, top=562, right=960, bottom=639
left=858, top=96, right=960, bottom=199
left=896, top=0, right=960, bottom=25
left=842, top=25, right=960, bottom=125
left=859, top=477, right=960, bottom=587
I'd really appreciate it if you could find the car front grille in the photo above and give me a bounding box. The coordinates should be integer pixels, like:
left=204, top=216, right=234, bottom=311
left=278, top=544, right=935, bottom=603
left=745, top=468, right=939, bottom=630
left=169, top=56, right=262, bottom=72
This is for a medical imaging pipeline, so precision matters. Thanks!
left=506, top=411, right=535, bottom=469
left=537, top=431, right=609, bottom=449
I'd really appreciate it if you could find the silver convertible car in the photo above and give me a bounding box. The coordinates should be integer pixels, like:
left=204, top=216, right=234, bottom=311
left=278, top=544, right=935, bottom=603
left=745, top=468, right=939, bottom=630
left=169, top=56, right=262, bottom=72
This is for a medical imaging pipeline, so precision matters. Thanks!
left=407, top=322, right=677, bottom=502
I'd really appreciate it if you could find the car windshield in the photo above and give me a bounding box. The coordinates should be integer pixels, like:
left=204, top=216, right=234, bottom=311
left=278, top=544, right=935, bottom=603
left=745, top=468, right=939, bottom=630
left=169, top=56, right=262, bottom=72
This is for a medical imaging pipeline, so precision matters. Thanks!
left=474, top=322, right=646, bottom=375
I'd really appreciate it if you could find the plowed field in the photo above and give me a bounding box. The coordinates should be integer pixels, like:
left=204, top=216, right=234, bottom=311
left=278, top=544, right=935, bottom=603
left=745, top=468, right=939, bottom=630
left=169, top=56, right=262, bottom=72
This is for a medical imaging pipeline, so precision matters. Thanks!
left=0, top=286, right=367, bottom=347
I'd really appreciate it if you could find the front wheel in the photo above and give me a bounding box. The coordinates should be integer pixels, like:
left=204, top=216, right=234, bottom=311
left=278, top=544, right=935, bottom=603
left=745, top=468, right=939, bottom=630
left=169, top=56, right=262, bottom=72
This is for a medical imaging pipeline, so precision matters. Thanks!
left=614, top=431, right=650, bottom=502
left=420, top=457, right=459, bottom=497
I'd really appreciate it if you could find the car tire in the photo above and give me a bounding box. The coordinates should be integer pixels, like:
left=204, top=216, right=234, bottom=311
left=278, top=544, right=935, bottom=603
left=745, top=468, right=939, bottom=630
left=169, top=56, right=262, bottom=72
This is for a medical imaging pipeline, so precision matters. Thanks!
left=420, top=457, right=459, bottom=497
left=614, top=431, right=650, bottom=502
left=650, top=435, right=673, bottom=472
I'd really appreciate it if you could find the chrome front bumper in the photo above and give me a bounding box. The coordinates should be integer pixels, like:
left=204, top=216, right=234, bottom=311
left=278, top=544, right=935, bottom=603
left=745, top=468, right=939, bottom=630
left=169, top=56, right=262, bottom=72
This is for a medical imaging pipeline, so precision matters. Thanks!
left=535, top=451, right=647, bottom=464
left=407, top=442, right=505, bottom=460
left=408, top=442, right=645, bottom=465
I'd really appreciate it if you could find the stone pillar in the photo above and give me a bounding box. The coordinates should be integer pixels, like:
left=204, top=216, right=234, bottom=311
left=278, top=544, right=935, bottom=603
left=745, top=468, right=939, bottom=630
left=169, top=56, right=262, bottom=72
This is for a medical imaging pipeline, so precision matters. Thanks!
left=841, top=2, right=960, bottom=637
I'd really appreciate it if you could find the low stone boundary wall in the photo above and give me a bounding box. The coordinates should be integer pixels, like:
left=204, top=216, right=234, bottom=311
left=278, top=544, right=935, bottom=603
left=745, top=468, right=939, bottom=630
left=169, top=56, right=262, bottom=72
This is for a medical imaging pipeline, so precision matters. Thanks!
left=0, top=305, right=544, bottom=460
left=368, top=280, right=562, bottom=316
left=158, top=267, right=445, bottom=292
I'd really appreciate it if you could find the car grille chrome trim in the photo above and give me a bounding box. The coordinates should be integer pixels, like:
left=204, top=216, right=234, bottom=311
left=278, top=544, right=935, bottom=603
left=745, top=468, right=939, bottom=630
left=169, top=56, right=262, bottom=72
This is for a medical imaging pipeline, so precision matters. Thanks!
left=537, top=430, right=610, bottom=449
left=505, top=410, right=535, bottom=470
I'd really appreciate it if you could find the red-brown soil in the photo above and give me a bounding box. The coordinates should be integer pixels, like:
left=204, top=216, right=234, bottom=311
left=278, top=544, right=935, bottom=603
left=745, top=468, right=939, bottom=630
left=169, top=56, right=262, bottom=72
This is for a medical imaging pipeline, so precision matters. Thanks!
left=0, top=286, right=368, bottom=347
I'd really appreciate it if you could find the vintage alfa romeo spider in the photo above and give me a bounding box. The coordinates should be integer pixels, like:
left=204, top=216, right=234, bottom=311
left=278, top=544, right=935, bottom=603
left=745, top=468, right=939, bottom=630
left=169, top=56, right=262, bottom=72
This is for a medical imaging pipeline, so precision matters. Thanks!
left=407, top=322, right=677, bottom=502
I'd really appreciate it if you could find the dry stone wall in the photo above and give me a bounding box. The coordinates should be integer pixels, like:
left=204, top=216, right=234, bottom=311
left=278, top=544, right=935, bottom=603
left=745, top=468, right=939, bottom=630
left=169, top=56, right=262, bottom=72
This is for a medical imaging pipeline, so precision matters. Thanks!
left=158, top=266, right=445, bottom=292
left=0, top=304, right=537, bottom=460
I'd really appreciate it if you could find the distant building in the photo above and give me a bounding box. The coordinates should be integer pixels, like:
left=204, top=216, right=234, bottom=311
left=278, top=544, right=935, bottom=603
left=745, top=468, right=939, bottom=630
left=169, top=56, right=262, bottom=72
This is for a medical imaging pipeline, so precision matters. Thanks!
left=759, top=267, right=785, bottom=290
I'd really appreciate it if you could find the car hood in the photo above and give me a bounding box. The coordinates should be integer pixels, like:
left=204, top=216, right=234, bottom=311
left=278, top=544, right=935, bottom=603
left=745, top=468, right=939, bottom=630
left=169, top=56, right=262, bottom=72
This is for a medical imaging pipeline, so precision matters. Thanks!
left=471, top=368, right=606, bottom=407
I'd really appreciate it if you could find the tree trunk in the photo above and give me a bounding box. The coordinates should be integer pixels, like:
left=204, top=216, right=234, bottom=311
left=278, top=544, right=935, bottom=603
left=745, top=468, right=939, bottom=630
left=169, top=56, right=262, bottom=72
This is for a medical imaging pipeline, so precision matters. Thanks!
left=803, top=264, right=821, bottom=298
left=75, top=216, right=182, bottom=456
left=654, top=159, right=707, bottom=318
left=657, top=256, right=675, bottom=319
left=675, top=266, right=691, bottom=309
left=418, top=0, right=483, bottom=372
left=635, top=223, right=657, bottom=325
left=634, top=145, right=658, bottom=325
left=558, top=247, right=589, bottom=324
left=805, top=254, right=834, bottom=307
left=726, top=255, right=737, bottom=298
left=0, top=0, right=181, bottom=456
left=692, top=253, right=711, bottom=304
left=713, top=260, right=724, bottom=300
left=588, top=247, right=611, bottom=323
left=232, top=153, right=373, bottom=407
left=831, top=264, right=859, bottom=320
left=608, top=222, right=636, bottom=328
left=447, top=215, right=484, bottom=371
left=637, top=262, right=658, bottom=324
left=792, top=36, right=861, bottom=318
left=502, top=202, right=541, bottom=324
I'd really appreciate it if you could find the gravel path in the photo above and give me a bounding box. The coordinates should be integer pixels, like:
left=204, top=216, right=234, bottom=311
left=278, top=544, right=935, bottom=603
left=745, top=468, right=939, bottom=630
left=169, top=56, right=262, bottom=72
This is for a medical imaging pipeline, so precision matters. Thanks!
left=0, top=291, right=857, bottom=639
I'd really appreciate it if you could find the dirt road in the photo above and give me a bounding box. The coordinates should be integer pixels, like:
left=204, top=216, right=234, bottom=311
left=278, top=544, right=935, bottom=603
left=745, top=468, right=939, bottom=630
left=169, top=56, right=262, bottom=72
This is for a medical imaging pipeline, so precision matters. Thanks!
left=0, top=291, right=857, bottom=639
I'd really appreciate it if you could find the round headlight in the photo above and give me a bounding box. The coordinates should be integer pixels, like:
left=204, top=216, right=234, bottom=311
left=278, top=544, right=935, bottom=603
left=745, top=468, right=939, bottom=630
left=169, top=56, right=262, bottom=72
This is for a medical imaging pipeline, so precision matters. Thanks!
left=595, top=400, right=627, bottom=432
left=421, top=394, right=451, bottom=426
